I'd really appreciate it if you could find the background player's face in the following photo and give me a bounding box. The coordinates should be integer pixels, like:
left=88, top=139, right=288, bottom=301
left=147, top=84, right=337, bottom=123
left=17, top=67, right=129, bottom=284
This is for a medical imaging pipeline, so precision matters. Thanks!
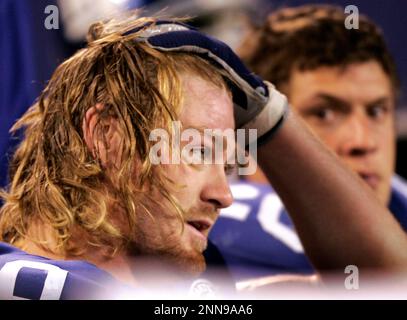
left=132, top=73, right=234, bottom=275
left=287, top=61, right=396, bottom=205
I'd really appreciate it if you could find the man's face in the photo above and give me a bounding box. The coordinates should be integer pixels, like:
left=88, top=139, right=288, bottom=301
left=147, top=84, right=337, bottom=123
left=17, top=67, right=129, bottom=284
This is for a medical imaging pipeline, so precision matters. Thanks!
left=287, top=61, right=396, bottom=205
left=132, top=73, right=234, bottom=275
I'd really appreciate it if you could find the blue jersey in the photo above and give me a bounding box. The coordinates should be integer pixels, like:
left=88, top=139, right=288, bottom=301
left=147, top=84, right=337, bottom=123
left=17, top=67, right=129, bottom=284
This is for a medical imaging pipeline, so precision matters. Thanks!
left=0, top=242, right=132, bottom=299
left=0, top=241, right=234, bottom=299
left=208, top=175, right=407, bottom=281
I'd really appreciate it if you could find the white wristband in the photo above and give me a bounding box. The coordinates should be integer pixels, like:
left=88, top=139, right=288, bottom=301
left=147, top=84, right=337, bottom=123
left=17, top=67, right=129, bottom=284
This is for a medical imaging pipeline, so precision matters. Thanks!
left=241, top=81, right=288, bottom=145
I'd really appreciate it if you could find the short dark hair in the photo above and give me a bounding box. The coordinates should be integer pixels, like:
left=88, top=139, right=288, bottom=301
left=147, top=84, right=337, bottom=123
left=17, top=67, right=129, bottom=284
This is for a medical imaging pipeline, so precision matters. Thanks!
left=238, top=4, right=400, bottom=93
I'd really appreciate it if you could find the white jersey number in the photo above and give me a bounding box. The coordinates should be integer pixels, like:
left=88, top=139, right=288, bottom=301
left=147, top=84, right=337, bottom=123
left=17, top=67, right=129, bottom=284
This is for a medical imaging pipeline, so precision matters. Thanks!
left=221, top=184, right=304, bottom=253
left=0, top=260, right=68, bottom=300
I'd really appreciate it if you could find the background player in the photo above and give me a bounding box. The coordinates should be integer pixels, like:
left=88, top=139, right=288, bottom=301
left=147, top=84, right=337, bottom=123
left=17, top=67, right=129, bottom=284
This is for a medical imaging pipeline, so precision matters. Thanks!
left=209, top=4, right=407, bottom=283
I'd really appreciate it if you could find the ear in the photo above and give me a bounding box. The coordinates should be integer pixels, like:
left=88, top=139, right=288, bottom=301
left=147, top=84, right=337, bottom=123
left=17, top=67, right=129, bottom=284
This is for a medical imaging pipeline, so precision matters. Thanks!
left=82, top=104, right=123, bottom=168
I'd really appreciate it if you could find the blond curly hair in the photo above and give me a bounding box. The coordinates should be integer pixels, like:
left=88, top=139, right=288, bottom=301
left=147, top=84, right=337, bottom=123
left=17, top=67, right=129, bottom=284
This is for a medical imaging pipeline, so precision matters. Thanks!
left=0, top=14, right=229, bottom=258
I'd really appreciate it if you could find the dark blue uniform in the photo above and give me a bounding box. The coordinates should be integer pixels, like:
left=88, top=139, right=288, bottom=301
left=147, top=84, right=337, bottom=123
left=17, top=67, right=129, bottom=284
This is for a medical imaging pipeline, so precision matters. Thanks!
left=0, top=241, right=234, bottom=299
left=0, top=242, right=133, bottom=299
left=209, top=175, right=407, bottom=281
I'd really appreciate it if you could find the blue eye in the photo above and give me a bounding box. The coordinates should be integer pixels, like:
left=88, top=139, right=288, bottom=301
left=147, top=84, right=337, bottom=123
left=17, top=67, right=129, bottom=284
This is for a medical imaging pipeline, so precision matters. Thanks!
left=188, top=146, right=211, bottom=163
left=196, top=146, right=208, bottom=156
left=313, top=108, right=334, bottom=120
left=367, top=105, right=388, bottom=119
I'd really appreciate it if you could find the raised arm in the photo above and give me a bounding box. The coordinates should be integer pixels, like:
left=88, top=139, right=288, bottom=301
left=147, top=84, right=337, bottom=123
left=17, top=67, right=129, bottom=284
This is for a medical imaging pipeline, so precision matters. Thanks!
left=258, top=110, right=407, bottom=271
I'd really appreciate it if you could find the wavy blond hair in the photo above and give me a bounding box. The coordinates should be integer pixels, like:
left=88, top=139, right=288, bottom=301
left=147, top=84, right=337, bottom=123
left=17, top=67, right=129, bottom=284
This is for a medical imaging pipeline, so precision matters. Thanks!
left=0, top=14, right=229, bottom=258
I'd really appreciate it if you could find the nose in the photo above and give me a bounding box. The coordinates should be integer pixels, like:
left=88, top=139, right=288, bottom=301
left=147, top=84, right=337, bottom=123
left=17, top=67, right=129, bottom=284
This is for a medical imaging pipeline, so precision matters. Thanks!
left=338, top=113, right=378, bottom=157
left=201, top=165, right=234, bottom=209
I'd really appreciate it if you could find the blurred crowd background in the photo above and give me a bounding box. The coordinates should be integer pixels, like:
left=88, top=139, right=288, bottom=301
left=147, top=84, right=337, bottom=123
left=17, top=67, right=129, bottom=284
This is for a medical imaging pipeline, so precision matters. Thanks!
left=1, top=0, right=407, bottom=190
